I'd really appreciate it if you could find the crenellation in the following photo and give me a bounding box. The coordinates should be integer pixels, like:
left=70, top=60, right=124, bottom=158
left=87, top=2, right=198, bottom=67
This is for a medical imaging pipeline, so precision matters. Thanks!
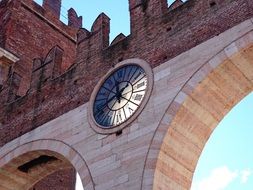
left=110, top=33, right=126, bottom=46
left=76, top=13, right=111, bottom=67
left=144, top=0, right=168, bottom=16
left=43, top=45, right=63, bottom=78
left=128, top=0, right=143, bottom=10
left=168, top=0, right=184, bottom=11
left=91, top=13, right=110, bottom=49
left=102, top=36, right=130, bottom=66
left=7, top=72, right=22, bottom=102
left=128, top=0, right=145, bottom=35
left=76, top=28, right=91, bottom=44
left=22, top=0, right=79, bottom=38
left=0, top=0, right=82, bottom=99
left=30, top=46, right=63, bottom=91
left=32, top=58, right=43, bottom=72
left=30, top=58, right=42, bottom=90
left=31, top=0, right=46, bottom=15
left=68, top=8, right=82, bottom=28
left=51, top=46, right=64, bottom=77
left=42, top=0, right=61, bottom=19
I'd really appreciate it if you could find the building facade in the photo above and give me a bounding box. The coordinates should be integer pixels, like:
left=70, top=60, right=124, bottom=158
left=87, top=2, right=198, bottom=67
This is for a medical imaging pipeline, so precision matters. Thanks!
left=0, top=0, right=253, bottom=189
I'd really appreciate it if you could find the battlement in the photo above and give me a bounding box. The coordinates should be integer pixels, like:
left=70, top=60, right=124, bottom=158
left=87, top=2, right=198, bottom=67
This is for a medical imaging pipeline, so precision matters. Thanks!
left=0, top=0, right=83, bottom=99
left=1, top=0, right=253, bottom=145
left=22, top=0, right=82, bottom=36
left=0, top=0, right=82, bottom=33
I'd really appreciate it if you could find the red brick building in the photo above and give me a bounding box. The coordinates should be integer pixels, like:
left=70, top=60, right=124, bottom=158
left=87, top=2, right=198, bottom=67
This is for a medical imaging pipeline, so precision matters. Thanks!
left=1, top=0, right=253, bottom=189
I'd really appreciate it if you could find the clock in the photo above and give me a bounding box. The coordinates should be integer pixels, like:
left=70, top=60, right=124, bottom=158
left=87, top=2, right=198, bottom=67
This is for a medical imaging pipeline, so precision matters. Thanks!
left=89, top=59, right=153, bottom=134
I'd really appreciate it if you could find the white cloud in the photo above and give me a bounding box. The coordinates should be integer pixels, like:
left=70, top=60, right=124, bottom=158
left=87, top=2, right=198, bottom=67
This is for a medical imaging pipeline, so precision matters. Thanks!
left=241, top=169, right=252, bottom=184
left=191, top=166, right=238, bottom=190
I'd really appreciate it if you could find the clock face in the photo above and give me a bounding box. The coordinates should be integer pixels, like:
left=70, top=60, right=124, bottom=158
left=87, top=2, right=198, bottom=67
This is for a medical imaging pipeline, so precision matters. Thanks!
left=93, top=65, right=148, bottom=128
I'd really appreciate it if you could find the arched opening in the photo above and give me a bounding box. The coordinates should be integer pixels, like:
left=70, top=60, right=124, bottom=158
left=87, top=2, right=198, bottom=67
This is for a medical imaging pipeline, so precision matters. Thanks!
left=30, top=168, right=85, bottom=190
left=191, top=92, right=253, bottom=190
left=0, top=139, right=93, bottom=190
left=148, top=38, right=253, bottom=189
left=0, top=150, right=74, bottom=189
left=31, top=168, right=77, bottom=190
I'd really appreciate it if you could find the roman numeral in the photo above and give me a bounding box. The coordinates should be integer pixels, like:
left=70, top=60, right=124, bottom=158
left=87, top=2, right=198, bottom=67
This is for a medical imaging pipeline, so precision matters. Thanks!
left=129, top=67, right=138, bottom=81
left=128, top=107, right=134, bottom=114
left=134, top=94, right=143, bottom=101
left=125, top=103, right=136, bottom=116
left=137, top=81, right=145, bottom=89
left=134, top=71, right=143, bottom=80
left=117, top=69, right=123, bottom=78
left=104, top=114, right=112, bottom=126
left=116, top=112, right=122, bottom=124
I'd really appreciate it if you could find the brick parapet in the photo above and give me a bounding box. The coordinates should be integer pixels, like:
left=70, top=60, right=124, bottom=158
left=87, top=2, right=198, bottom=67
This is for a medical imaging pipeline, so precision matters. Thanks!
left=0, top=0, right=82, bottom=97
left=22, top=0, right=78, bottom=38
left=68, top=8, right=83, bottom=29
left=1, top=0, right=253, bottom=148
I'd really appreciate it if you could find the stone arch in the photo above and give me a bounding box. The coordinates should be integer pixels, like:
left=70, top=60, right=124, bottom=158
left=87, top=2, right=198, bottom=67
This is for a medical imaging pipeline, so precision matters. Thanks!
left=0, top=139, right=94, bottom=190
left=142, top=31, right=253, bottom=189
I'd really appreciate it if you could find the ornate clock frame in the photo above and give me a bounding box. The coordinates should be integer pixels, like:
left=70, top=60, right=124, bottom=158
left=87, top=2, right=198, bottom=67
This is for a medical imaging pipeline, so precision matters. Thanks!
left=88, top=58, right=154, bottom=134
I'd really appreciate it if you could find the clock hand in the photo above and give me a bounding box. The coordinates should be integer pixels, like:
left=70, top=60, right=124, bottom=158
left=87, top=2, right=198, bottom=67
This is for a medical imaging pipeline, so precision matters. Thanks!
left=114, top=81, right=122, bottom=103
left=107, top=94, right=117, bottom=104
left=116, top=81, right=120, bottom=94
left=121, top=90, right=131, bottom=96
left=119, top=83, right=130, bottom=100
left=120, top=96, right=139, bottom=106
left=120, top=83, right=129, bottom=93
left=96, top=94, right=117, bottom=113
left=116, top=83, right=128, bottom=104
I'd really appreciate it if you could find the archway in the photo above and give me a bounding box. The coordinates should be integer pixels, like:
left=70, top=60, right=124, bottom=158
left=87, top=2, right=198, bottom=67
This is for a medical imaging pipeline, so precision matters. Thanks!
left=191, top=92, right=253, bottom=190
left=0, top=150, right=72, bottom=189
left=142, top=32, right=253, bottom=189
left=0, top=139, right=94, bottom=190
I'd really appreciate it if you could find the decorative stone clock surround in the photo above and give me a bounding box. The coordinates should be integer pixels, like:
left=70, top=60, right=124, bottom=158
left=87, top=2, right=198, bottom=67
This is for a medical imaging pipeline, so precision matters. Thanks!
left=88, top=58, right=154, bottom=134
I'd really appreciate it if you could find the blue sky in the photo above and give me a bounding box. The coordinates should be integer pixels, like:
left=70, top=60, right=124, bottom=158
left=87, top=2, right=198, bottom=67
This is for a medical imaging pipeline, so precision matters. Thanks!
left=33, top=0, right=253, bottom=189
left=191, top=92, right=253, bottom=190
left=35, top=0, right=130, bottom=41
left=34, top=0, right=185, bottom=41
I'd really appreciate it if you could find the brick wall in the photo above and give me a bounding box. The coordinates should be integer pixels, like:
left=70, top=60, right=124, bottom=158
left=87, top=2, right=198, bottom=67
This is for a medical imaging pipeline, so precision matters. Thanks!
left=0, top=0, right=9, bottom=47
left=29, top=168, right=76, bottom=190
left=0, top=0, right=78, bottom=95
